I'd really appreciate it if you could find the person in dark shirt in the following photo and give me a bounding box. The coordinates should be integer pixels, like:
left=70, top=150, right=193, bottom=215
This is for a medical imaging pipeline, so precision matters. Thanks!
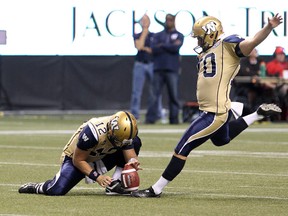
left=236, top=48, right=275, bottom=114
left=266, top=46, right=288, bottom=120
left=145, top=14, right=184, bottom=124
left=130, top=14, right=162, bottom=122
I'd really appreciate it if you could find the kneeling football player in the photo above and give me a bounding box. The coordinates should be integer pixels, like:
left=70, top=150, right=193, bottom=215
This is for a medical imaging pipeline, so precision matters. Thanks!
left=18, top=111, right=141, bottom=196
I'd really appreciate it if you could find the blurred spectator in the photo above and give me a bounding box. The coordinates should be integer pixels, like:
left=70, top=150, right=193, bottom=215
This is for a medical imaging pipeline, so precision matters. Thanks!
left=266, top=46, right=288, bottom=120
left=145, top=14, right=184, bottom=124
left=235, top=48, right=276, bottom=115
left=130, top=14, right=162, bottom=122
left=266, top=46, right=288, bottom=77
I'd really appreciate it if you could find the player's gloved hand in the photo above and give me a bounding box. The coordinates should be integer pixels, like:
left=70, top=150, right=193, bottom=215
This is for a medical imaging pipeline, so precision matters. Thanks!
left=126, top=158, right=142, bottom=171
left=96, top=175, right=112, bottom=188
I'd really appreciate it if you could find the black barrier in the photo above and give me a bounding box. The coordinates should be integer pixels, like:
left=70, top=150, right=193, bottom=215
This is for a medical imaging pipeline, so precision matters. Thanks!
left=0, top=56, right=198, bottom=110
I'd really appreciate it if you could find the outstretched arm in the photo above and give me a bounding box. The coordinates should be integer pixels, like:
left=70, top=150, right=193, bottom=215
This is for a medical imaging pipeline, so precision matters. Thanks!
left=239, top=13, right=283, bottom=56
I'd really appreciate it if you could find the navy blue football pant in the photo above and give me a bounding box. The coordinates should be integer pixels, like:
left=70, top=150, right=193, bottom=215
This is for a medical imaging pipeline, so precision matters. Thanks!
left=175, top=110, right=248, bottom=156
left=162, top=111, right=248, bottom=181
left=42, top=137, right=141, bottom=196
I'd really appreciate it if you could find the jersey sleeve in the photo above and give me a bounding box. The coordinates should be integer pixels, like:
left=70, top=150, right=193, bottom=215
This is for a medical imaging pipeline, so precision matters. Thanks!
left=223, top=34, right=245, bottom=58
left=77, top=125, right=98, bottom=151
left=120, top=136, right=141, bottom=150
left=121, top=140, right=134, bottom=150
left=223, top=34, right=245, bottom=43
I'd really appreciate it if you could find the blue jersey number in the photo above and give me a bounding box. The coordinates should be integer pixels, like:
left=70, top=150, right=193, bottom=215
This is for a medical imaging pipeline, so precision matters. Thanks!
left=202, top=53, right=216, bottom=77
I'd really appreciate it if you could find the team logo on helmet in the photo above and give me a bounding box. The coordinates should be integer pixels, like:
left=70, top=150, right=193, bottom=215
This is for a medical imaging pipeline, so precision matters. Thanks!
left=192, top=16, right=224, bottom=54
left=202, top=21, right=217, bottom=34
left=110, top=116, right=120, bottom=131
left=107, top=111, right=138, bottom=148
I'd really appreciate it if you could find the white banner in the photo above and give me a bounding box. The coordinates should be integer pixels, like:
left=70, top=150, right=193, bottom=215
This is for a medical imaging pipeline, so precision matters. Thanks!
left=0, top=0, right=286, bottom=55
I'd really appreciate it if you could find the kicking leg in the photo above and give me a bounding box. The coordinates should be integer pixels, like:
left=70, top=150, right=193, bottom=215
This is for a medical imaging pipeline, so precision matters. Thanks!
left=131, top=112, right=222, bottom=198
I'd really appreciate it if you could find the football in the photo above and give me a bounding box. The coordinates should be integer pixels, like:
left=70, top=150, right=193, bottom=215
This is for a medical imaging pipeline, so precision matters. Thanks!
left=121, top=164, right=140, bottom=191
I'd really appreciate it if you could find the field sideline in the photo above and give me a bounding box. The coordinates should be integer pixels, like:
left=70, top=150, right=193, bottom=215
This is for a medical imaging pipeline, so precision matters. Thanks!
left=0, top=115, right=288, bottom=215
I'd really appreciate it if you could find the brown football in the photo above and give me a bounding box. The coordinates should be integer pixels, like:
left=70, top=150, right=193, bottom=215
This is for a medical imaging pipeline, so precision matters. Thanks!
left=121, top=164, right=140, bottom=191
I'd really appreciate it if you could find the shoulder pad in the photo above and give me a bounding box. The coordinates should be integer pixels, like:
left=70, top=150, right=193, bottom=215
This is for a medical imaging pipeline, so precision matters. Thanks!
left=223, top=34, right=245, bottom=43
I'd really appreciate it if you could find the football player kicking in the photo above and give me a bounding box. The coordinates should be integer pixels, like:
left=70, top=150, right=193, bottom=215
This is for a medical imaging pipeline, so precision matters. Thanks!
left=131, top=14, right=283, bottom=198
left=19, top=111, right=141, bottom=196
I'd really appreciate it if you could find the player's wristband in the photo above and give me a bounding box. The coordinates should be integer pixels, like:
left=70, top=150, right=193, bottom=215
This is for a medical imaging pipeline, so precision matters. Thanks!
left=88, top=170, right=100, bottom=181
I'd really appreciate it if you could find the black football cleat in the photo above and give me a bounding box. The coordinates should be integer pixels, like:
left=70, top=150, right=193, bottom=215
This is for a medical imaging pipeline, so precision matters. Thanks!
left=130, top=186, right=161, bottom=198
left=105, top=180, right=131, bottom=196
left=257, top=103, right=282, bottom=117
left=18, top=183, right=39, bottom=194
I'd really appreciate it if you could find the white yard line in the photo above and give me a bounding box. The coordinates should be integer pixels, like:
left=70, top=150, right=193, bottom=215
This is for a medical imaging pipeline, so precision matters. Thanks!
left=1, top=161, right=288, bottom=177
left=0, top=128, right=288, bottom=135
left=0, top=145, right=61, bottom=150
left=2, top=183, right=287, bottom=201
left=0, top=161, right=59, bottom=167
left=0, top=214, right=31, bottom=216
left=0, top=130, right=74, bottom=135
left=140, top=150, right=288, bottom=158
left=164, top=191, right=288, bottom=200
left=142, top=168, right=288, bottom=177
left=1, top=144, right=288, bottom=158
left=1, top=143, right=288, bottom=158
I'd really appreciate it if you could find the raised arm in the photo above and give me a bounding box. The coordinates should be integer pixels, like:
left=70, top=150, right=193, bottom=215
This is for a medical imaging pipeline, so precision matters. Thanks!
left=134, top=28, right=149, bottom=50
left=134, top=14, right=152, bottom=53
left=239, top=13, right=283, bottom=56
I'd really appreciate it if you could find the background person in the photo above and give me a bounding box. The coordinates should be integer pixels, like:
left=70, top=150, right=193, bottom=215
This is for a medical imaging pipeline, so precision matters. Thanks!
left=235, top=48, right=277, bottom=115
left=145, top=13, right=184, bottom=124
left=130, top=14, right=162, bottom=122
left=266, top=46, right=288, bottom=120
left=266, top=46, right=288, bottom=78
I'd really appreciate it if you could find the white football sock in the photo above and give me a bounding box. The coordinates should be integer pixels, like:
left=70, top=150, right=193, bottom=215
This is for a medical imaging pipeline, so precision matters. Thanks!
left=243, top=111, right=263, bottom=126
left=231, top=102, right=244, bottom=119
left=112, top=166, right=123, bottom=181
left=152, top=176, right=170, bottom=195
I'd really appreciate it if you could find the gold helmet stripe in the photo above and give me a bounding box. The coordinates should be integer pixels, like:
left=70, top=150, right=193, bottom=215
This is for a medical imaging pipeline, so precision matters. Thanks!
left=124, top=111, right=133, bottom=140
